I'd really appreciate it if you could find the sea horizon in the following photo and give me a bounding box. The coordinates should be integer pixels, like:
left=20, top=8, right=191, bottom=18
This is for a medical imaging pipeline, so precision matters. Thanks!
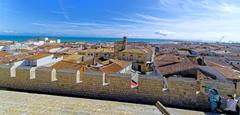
left=0, top=34, right=181, bottom=44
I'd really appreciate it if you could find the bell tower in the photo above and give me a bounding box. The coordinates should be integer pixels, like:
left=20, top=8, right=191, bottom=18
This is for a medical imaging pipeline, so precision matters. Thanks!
left=114, top=36, right=128, bottom=57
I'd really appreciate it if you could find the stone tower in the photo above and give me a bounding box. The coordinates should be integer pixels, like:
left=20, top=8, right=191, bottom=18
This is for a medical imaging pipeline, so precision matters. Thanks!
left=114, top=36, right=128, bottom=58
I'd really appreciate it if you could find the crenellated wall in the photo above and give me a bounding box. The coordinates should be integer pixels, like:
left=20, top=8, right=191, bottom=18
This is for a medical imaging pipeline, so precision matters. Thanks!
left=0, top=65, right=237, bottom=111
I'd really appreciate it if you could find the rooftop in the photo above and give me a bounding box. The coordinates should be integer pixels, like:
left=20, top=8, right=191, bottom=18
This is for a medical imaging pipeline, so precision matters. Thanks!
left=154, top=54, right=181, bottom=67
left=205, top=59, right=240, bottom=80
left=0, top=53, right=31, bottom=64
left=63, top=54, right=84, bottom=62
left=156, top=55, right=196, bottom=76
left=0, top=51, right=12, bottom=57
left=101, top=59, right=131, bottom=74
left=79, top=48, right=114, bottom=53
left=27, top=53, right=51, bottom=60
left=121, top=49, right=148, bottom=54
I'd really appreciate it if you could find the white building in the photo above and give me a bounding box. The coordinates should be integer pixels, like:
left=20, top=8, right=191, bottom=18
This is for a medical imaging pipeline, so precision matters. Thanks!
left=26, top=37, right=61, bottom=46
left=43, top=46, right=63, bottom=53
left=1, top=43, right=30, bottom=52
left=24, top=53, right=63, bottom=67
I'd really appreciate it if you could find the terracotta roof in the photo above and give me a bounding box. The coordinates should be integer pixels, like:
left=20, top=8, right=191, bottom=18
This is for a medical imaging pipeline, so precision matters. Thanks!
left=52, top=61, right=85, bottom=70
left=27, top=53, right=51, bottom=60
left=100, top=59, right=131, bottom=74
left=205, top=59, right=240, bottom=80
left=79, top=48, right=113, bottom=53
left=101, top=63, right=122, bottom=74
left=204, top=57, right=231, bottom=67
left=154, top=54, right=181, bottom=67
left=0, top=51, right=12, bottom=57
left=63, top=54, right=83, bottom=62
left=157, top=56, right=196, bottom=75
left=0, top=42, right=12, bottom=46
left=109, top=59, right=131, bottom=68
left=0, top=53, right=31, bottom=64
left=212, top=66, right=240, bottom=80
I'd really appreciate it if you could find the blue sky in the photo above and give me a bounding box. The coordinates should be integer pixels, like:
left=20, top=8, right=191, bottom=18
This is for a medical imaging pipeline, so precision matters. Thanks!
left=1, top=0, right=240, bottom=42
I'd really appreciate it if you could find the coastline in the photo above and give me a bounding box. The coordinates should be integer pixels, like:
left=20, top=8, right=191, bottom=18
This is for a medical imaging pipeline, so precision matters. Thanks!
left=0, top=35, right=180, bottom=44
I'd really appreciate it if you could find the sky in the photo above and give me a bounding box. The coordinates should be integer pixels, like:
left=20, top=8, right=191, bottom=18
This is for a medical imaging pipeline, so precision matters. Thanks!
left=1, top=0, right=240, bottom=42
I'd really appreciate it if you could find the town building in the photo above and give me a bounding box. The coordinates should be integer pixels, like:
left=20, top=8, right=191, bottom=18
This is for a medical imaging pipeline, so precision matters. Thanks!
left=24, top=53, right=63, bottom=67
left=154, top=54, right=197, bottom=77
left=26, top=37, right=61, bottom=46
left=1, top=42, right=30, bottom=53
left=78, top=48, right=114, bottom=59
left=100, top=59, right=132, bottom=74
left=114, top=37, right=155, bottom=74
left=114, top=36, right=127, bottom=57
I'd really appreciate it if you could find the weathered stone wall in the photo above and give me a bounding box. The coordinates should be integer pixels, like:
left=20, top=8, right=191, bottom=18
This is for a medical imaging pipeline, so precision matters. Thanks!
left=0, top=65, right=237, bottom=111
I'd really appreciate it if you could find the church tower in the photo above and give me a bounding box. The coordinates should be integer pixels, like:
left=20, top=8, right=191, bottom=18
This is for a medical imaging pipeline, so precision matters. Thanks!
left=114, top=36, right=128, bottom=57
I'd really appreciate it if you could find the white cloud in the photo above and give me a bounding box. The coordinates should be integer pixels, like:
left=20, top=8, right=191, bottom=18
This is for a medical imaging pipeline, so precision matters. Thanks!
left=57, top=0, right=70, bottom=20
left=155, top=30, right=176, bottom=36
left=17, top=0, right=240, bottom=42
left=1, top=30, right=15, bottom=33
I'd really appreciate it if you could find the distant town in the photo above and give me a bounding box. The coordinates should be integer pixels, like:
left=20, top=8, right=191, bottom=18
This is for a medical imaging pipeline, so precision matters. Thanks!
left=0, top=36, right=240, bottom=78
left=0, top=36, right=240, bottom=114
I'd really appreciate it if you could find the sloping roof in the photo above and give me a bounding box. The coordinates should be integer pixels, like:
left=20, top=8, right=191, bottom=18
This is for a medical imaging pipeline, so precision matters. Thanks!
left=156, top=56, right=196, bottom=76
left=0, top=51, right=12, bottom=57
left=27, top=53, right=51, bottom=60
left=63, top=54, right=83, bottom=62
left=101, top=63, right=123, bottom=74
left=158, top=62, right=196, bottom=76
left=109, top=59, right=131, bottom=68
left=0, top=53, right=31, bottom=64
left=52, top=61, right=85, bottom=70
left=154, top=54, right=181, bottom=67
left=100, top=59, right=131, bottom=74
left=198, top=66, right=228, bottom=82
left=213, top=66, right=240, bottom=80
left=204, top=56, right=231, bottom=67
left=0, top=41, right=12, bottom=46
left=79, top=48, right=114, bottom=53
left=205, top=59, right=240, bottom=80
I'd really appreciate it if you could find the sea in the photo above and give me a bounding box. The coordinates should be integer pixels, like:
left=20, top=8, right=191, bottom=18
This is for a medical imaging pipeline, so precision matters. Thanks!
left=0, top=35, right=179, bottom=44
